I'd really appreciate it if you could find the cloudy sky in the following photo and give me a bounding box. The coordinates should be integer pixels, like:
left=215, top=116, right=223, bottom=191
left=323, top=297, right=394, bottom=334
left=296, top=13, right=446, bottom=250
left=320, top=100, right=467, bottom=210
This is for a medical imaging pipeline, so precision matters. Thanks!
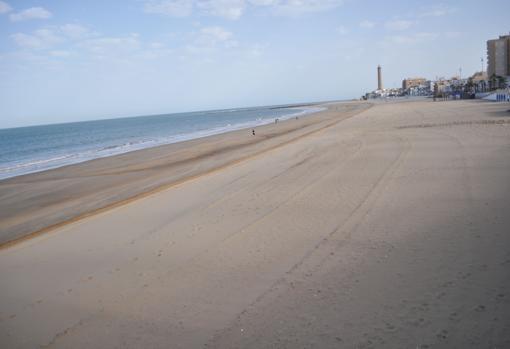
left=0, top=0, right=508, bottom=128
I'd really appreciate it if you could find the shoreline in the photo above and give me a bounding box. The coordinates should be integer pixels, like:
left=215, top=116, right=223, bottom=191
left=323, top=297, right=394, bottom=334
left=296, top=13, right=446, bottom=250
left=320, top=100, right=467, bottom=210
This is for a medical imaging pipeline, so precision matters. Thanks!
left=0, top=101, right=370, bottom=248
left=0, top=105, right=326, bottom=181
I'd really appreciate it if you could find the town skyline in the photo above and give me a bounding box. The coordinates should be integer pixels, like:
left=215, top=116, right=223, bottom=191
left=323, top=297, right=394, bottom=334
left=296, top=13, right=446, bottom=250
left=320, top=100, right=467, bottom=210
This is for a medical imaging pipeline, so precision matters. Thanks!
left=365, top=32, right=510, bottom=100
left=0, top=0, right=509, bottom=128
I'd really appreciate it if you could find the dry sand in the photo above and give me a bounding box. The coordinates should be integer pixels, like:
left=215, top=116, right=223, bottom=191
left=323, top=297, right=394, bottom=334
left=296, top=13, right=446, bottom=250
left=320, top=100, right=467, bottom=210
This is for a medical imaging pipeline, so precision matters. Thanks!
left=1, top=99, right=510, bottom=348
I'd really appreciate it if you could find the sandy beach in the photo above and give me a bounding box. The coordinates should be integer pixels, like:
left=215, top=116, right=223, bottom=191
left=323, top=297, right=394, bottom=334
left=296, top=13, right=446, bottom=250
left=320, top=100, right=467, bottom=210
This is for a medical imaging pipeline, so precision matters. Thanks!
left=0, top=103, right=367, bottom=247
left=1, top=99, right=510, bottom=348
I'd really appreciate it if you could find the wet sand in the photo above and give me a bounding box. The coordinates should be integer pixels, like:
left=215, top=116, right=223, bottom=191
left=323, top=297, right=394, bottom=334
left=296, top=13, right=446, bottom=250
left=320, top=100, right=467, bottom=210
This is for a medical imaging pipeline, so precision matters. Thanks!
left=1, top=99, right=509, bottom=348
left=0, top=103, right=367, bottom=247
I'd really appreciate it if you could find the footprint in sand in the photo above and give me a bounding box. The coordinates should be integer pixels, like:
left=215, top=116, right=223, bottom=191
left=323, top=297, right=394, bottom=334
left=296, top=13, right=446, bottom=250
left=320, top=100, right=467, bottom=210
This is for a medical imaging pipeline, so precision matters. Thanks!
left=448, top=312, right=459, bottom=322
left=436, top=329, right=448, bottom=340
left=475, top=305, right=486, bottom=312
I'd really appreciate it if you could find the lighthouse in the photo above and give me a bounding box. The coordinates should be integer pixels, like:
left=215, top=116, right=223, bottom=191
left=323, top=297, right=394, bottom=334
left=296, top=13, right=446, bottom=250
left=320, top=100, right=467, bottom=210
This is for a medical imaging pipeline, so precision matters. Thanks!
left=377, top=65, right=383, bottom=91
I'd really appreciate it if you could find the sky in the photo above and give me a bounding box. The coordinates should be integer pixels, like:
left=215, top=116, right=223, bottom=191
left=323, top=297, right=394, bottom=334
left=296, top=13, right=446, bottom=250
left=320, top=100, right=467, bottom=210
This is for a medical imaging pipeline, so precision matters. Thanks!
left=0, top=0, right=509, bottom=128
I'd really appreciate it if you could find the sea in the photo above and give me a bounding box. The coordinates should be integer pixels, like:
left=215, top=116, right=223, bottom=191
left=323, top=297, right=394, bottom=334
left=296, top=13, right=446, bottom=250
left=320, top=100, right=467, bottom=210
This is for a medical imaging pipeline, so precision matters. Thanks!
left=0, top=105, right=324, bottom=180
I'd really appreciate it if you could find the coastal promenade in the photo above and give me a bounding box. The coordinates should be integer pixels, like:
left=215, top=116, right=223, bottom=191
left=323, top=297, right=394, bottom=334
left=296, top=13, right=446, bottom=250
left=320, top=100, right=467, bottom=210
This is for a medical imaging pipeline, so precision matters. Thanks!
left=1, top=99, right=509, bottom=348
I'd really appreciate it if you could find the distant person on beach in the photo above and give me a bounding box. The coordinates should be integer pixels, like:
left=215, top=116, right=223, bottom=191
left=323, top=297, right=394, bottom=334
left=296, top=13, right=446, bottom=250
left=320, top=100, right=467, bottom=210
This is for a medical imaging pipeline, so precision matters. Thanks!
left=252, top=129, right=255, bottom=136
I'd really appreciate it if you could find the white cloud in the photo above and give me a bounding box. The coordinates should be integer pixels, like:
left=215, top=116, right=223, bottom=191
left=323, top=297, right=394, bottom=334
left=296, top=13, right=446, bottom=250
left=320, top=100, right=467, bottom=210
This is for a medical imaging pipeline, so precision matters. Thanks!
left=197, top=0, right=245, bottom=20
left=11, top=29, right=63, bottom=49
left=10, top=24, right=97, bottom=51
left=248, top=0, right=277, bottom=5
left=337, top=25, right=347, bottom=35
left=272, top=0, right=344, bottom=16
left=144, top=0, right=193, bottom=17
left=386, top=32, right=438, bottom=44
left=0, top=1, right=12, bottom=14
left=49, top=50, right=72, bottom=57
left=359, top=20, right=375, bottom=29
left=80, top=34, right=141, bottom=57
left=60, top=24, right=93, bottom=40
left=186, top=26, right=237, bottom=54
left=247, top=43, right=264, bottom=56
left=149, top=41, right=166, bottom=49
left=384, top=19, right=415, bottom=31
left=143, top=0, right=345, bottom=19
left=35, top=29, right=63, bottom=44
left=10, top=7, right=52, bottom=21
left=419, top=4, right=455, bottom=17
left=200, top=26, right=234, bottom=43
left=10, top=33, right=41, bottom=49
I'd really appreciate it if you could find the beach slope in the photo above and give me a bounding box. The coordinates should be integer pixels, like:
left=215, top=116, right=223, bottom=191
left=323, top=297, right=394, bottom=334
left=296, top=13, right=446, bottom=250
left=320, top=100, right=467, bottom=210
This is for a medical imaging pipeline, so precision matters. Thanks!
left=0, top=103, right=366, bottom=246
left=1, top=99, right=509, bottom=348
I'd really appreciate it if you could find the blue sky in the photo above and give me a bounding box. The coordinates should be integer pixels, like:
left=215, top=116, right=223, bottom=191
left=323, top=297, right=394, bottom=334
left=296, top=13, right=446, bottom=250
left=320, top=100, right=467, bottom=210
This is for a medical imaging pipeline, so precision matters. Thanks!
left=0, top=0, right=509, bottom=128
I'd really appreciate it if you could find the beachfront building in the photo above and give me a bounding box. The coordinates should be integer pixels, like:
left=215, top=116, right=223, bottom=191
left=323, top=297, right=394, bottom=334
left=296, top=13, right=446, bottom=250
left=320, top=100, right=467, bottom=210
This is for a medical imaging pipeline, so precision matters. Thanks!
left=402, top=77, right=431, bottom=96
left=487, top=34, right=510, bottom=88
left=470, top=71, right=489, bottom=93
left=432, top=75, right=482, bottom=99
left=364, top=87, right=403, bottom=99
left=402, top=78, right=427, bottom=90
left=434, top=79, right=447, bottom=97
left=433, top=77, right=460, bottom=98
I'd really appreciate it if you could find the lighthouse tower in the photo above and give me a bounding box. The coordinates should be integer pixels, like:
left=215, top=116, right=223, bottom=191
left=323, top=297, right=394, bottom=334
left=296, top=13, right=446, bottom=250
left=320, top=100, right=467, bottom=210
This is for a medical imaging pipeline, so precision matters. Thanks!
left=377, top=65, right=383, bottom=91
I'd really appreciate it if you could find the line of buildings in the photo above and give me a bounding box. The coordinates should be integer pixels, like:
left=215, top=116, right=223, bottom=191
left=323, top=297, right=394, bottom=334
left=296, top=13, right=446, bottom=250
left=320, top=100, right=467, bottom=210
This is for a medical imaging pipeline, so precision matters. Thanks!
left=363, top=33, right=510, bottom=100
left=488, top=34, right=510, bottom=78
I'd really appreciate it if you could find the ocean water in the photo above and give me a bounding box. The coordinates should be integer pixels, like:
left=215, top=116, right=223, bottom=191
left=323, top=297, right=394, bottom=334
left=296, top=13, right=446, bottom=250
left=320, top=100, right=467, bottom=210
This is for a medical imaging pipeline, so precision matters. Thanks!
left=0, top=105, right=323, bottom=180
